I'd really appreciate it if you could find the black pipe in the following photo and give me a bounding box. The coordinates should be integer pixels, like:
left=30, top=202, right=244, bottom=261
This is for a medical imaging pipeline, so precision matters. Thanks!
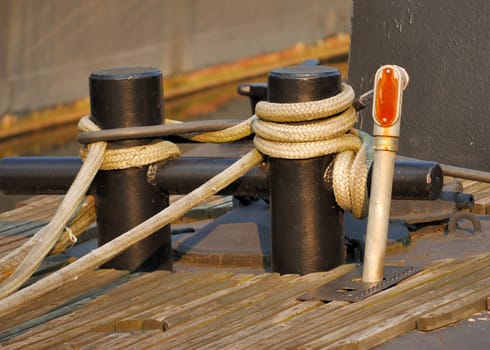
left=0, top=157, right=83, bottom=195
left=267, top=65, right=344, bottom=275
left=376, top=160, right=443, bottom=200
left=155, top=157, right=269, bottom=196
left=89, top=67, right=172, bottom=272
left=0, top=157, right=443, bottom=201
left=440, top=191, right=474, bottom=209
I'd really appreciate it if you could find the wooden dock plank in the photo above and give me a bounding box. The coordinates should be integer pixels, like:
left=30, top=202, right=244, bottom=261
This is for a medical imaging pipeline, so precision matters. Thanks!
left=108, top=267, right=352, bottom=349
left=219, top=301, right=348, bottom=350
left=330, top=283, right=490, bottom=350
left=0, top=196, right=62, bottom=222
left=2, top=255, right=490, bottom=349
left=0, top=237, right=29, bottom=256
left=3, top=271, right=241, bottom=349
left=101, top=274, right=330, bottom=350
left=73, top=274, right=280, bottom=349
left=5, top=270, right=176, bottom=345
left=184, top=268, right=356, bottom=350
left=58, top=331, right=114, bottom=350
left=89, top=275, right=287, bottom=349
left=0, top=234, right=29, bottom=246
left=127, top=274, right=297, bottom=349
left=0, top=269, right=128, bottom=332
left=275, top=255, right=490, bottom=349
left=416, top=288, right=490, bottom=331
left=77, top=331, right=162, bottom=350
left=304, top=275, right=490, bottom=350
left=1, top=271, right=174, bottom=348
left=196, top=301, right=329, bottom=350
left=166, top=281, right=327, bottom=349
left=114, top=273, right=257, bottom=323
left=463, top=182, right=490, bottom=194
left=233, top=256, right=489, bottom=349
left=0, top=269, right=129, bottom=343
left=0, top=221, right=41, bottom=235
left=0, top=221, right=46, bottom=237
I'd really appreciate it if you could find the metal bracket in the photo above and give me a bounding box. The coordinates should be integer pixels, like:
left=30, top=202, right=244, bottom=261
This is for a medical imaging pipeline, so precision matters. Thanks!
left=298, top=265, right=421, bottom=302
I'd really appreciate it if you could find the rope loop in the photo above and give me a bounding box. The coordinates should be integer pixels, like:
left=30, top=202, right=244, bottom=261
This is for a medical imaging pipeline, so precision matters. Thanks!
left=255, top=83, right=355, bottom=122
left=79, top=116, right=180, bottom=170
left=80, top=141, right=180, bottom=170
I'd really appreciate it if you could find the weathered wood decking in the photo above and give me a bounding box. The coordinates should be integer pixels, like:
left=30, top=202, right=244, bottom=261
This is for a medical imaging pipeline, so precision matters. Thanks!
left=0, top=255, right=489, bottom=349
left=0, top=182, right=489, bottom=349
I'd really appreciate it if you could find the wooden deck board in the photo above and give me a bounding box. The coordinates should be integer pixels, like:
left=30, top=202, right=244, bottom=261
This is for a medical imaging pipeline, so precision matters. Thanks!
left=0, top=196, right=62, bottom=222
left=1, top=254, right=489, bottom=349
left=233, top=259, right=478, bottom=348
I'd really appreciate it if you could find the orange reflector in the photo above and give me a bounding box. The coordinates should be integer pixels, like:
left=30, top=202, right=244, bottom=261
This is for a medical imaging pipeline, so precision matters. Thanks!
left=374, top=67, right=401, bottom=127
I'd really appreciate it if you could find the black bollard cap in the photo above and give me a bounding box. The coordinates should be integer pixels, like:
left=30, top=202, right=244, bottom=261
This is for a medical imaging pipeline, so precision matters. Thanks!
left=268, top=65, right=341, bottom=103
left=89, top=67, right=163, bottom=130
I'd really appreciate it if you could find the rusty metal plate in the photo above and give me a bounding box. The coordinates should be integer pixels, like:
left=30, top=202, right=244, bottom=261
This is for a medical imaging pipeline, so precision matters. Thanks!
left=298, top=265, right=421, bottom=302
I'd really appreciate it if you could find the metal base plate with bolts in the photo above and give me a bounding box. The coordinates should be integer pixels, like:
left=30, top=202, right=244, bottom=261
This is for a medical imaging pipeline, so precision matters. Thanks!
left=298, top=265, right=421, bottom=302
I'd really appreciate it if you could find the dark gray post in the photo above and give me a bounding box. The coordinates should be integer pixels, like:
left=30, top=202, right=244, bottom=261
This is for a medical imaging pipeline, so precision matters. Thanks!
left=89, top=67, right=172, bottom=272
left=268, top=65, right=344, bottom=275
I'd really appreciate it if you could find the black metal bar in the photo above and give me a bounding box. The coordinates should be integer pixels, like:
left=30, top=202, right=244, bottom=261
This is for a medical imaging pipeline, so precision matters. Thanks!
left=89, top=67, right=172, bottom=272
left=267, top=65, right=344, bottom=275
left=77, top=119, right=239, bottom=144
left=0, top=157, right=444, bottom=201
left=440, top=191, right=474, bottom=209
left=0, top=157, right=82, bottom=194
left=154, top=157, right=269, bottom=196
left=375, top=160, right=443, bottom=200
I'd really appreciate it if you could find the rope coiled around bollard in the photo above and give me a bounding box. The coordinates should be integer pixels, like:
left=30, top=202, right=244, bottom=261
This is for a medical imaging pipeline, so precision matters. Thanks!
left=253, top=83, right=373, bottom=218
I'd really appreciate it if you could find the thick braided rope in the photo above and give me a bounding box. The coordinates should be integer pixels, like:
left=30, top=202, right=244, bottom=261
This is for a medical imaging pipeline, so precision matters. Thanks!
left=166, top=117, right=254, bottom=143
left=255, top=84, right=355, bottom=122
left=80, top=142, right=180, bottom=170
left=333, top=129, right=374, bottom=217
left=253, top=83, right=373, bottom=218
left=80, top=117, right=180, bottom=170
left=0, top=120, right=106, bottom=299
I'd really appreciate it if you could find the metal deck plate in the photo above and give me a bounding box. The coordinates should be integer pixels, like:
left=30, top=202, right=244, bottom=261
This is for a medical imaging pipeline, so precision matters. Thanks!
left=298, top=265, right=422, bottom=302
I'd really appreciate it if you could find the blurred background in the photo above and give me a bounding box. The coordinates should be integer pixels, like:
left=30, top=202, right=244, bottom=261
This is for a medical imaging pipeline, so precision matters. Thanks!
left=0, top=0, right=351, bottom=117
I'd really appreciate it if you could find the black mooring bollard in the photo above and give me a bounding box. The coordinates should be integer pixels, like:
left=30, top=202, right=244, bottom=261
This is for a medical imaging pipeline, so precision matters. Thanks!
left=89, top=67, right=172, bottom=272
left=268, top=66, right=344, bottom=275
